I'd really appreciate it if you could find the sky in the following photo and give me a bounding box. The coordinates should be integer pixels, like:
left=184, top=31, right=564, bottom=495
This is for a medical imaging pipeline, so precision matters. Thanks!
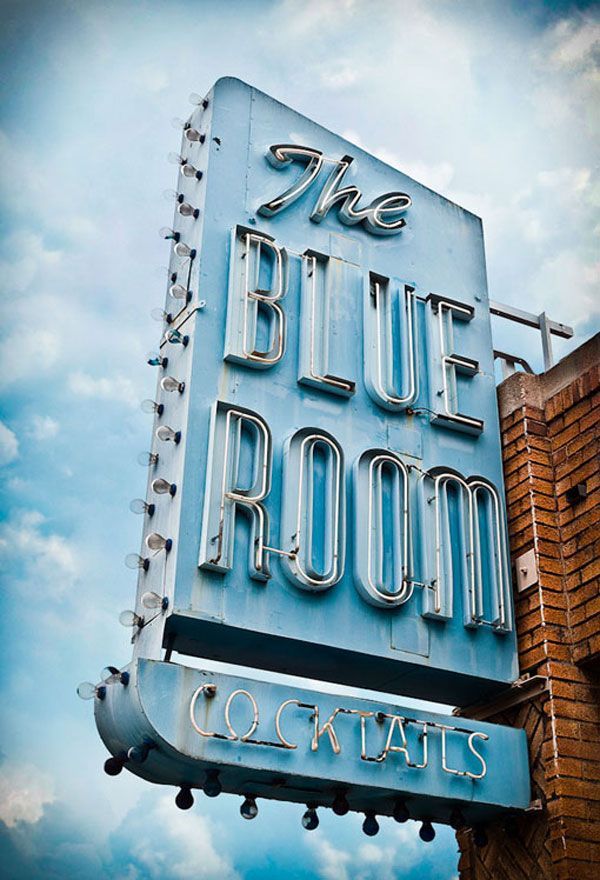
left=0, top=0, right=598, bottom=878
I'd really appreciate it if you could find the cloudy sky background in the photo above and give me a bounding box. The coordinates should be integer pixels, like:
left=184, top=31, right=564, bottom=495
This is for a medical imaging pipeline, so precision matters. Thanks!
left=0, top=0, right=598, bottom=877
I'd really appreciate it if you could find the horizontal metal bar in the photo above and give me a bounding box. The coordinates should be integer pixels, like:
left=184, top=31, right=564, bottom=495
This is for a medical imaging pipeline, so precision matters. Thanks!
left=454, top=675, right=549, bottom=721
left=489, top=300, right=573, bottom=339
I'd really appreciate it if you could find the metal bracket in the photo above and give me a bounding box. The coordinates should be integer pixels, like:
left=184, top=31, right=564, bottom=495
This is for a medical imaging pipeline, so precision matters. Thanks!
left=489, top=300, right=573, bottom=372
left=515, top=548, right=538, bottom=593
left=454, top=675, right=549, bottom=721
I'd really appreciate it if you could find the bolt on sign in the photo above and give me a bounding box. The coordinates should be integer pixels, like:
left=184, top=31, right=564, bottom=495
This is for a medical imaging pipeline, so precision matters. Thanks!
left=88, top=78, right=530, bottom=829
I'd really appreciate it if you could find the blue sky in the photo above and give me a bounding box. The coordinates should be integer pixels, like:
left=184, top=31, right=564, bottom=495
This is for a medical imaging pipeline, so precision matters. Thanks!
left=0, top=1, right=598, bottom=878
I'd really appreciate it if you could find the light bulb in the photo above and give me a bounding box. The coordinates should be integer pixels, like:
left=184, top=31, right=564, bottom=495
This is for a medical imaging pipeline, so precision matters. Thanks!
left=141, top=591, right=169, bottom=610
left=104, top=755, right=126, bottom=776
left=203, top=769, right=222, bottom=798
left=419, top=820, right=435, bottom=842
left=175, top=786, right=194, bottom=810
left=393, top=799, right=410, bottom=823
left=151, top=307, right=173, bottom=324
left=100, top=666, right=120, bottom=681
left=177, top=201, right=199, bottom=219
left=146, top=351, right=168, bottom=368
left=169, top=283, right=190, bottom=301
left=301, top=806, right=319, bottom=831
left=181, top=163, right=202, bottom=180
left=184, top=127, right=205, bottom=143
left=161, top=376, right=185, bottom=393
left=129, top=498, right=155, bottom=516
left=141, top=399, right=164, bottom=415
left=163, top=188, right=180, bottom=201
left=240, top=796, right=258, bottom=820
left=137, top=451, right=159, bottom=467
left=156, top=425, right=181, bottom=444
left=362, top=811, right=379, bottom=837
left=145, top=532, right=172, bottom=553
left=119, top=609, right=143, bottom=628
left=125, top=553, right=149, bottom=571
left=171, top=116, right=190, bottom=130
left=168, top=151, right=185, bottom=165
left=174, top=241, right=195, bottom=259
left=151, top=478, right=177, bottom=496
left=332, top=791, right=349, bottom=816
left=164, top=328, right=188, bottom=346
left=77, top=681, right=101, bottom=700
left=189, top=92, right=209, bottom=109
left=159, top=226, right=180, bottom=242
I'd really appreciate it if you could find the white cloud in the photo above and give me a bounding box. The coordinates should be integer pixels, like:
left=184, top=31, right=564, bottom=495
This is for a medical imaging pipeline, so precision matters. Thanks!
left=27, top=415, right=60, bottom=441
left=0, top=420, right=19, bottom=465
left=122, top=794, right=240, bottom=880
left=0, top=762, right=55, bottom=827
left=310, top=836, right=352, bottom=880
left=548, top=17, right=600, bottom=68
left=308, top=822, right=419, bottom=880
left=0, top=510, right=80, bottom=597
left=0, top=328, right=61, bottom=389
left=68, top=371, right=139, bottom=408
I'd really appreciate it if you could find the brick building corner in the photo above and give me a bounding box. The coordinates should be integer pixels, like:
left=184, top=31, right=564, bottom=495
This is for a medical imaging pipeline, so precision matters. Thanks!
left=457, top=332, right=600, bottom=879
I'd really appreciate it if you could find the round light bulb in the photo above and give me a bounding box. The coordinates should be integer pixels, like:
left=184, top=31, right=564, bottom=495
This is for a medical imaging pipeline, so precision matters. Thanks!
left=332, top=791, right=349, bottom=816
left=141, top=399, right=164, bottom=415
left=156, top=426, right=181, bottom=444
left=419, top=820, right=436, bottom=842
left=145, top=532, right=172, bottom=552
left=175, top=786, right=194, bottom=810
left=104, top=756, right=125, bottom=776
left=177, top=202, right=199, bottom=219
left=100, top=666, right=120, bottom=681
left=184, top=127, right=204, bottom=143
left=168, top=151, right=185, bottom=165
left=174, top=242, right=195, bottom=259
left=76, top=681, right=97, bottom=700
left=151, top=478, right=176, bottom=496
left=181, top=163, right=202, bottom=180
left=240, top=796, right=258, bottom=820
left=164, top=329, right=188, bottom=346
left=141, top=591, right=168, bottom=610
left=301, top=806, right=319, bottom=831
left=362, top=811, right=379, bottom=837
left=118, top=609, right=142, bottom=628
left=161, top=376, right=185, bottom=393
left=125, top=553, right=149, bottom=571
left=129, top=498, right=155, bottom=516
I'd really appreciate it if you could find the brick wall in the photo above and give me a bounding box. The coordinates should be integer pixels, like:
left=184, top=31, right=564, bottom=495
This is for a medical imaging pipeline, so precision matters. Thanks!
left=457, top=333, right=600, bottom=880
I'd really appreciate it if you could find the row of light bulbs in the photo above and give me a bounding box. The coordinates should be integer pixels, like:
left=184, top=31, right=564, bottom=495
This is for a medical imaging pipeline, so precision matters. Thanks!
left=168, top=774, right=489, bottom=846
left=125, top=113, right=207, bottom=607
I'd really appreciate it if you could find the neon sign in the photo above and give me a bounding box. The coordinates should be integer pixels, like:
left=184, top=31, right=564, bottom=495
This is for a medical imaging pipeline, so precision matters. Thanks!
left=87, top=78, right=529, bottom=834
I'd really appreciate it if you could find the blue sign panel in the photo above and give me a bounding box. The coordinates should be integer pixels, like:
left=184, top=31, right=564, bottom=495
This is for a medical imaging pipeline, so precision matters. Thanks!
left=95, top=659, right=530, bottom=824
left=133, top=78, right=518, bottom=705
